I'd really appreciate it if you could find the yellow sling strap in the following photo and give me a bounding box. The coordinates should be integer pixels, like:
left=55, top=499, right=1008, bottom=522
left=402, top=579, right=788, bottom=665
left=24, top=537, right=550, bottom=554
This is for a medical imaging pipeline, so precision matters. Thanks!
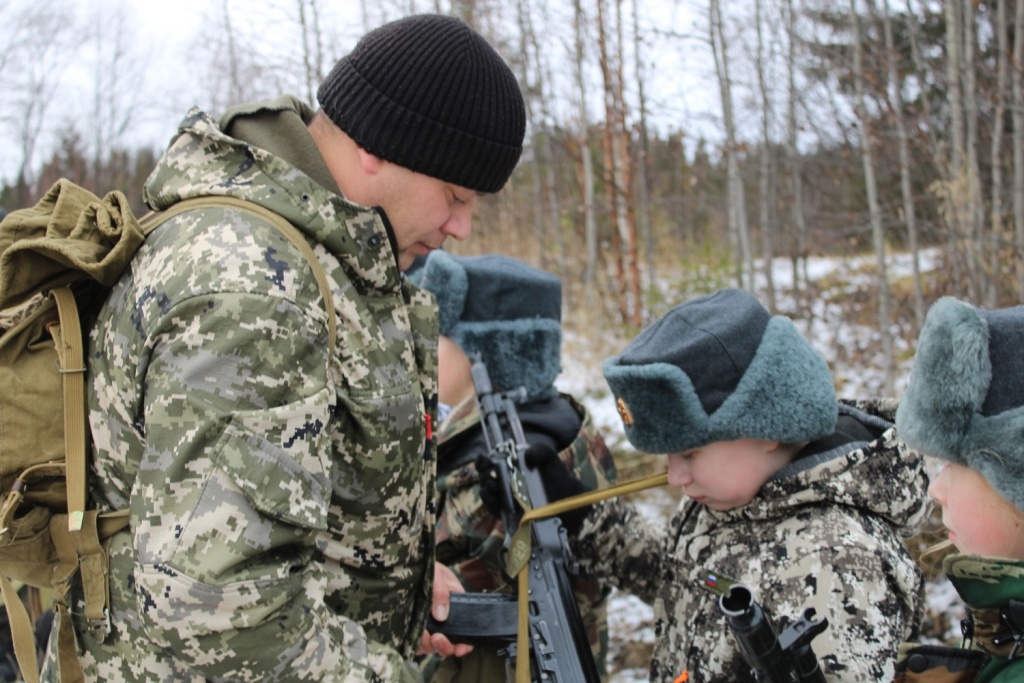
left=509, top=471, right=670, bottom=683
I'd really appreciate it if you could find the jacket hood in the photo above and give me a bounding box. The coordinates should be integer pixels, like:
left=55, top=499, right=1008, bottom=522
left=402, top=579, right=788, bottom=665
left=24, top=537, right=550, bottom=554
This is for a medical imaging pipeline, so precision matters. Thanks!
left=143, top=104, right=403, bottom=296
left=709, top=400, right=931, bottom=534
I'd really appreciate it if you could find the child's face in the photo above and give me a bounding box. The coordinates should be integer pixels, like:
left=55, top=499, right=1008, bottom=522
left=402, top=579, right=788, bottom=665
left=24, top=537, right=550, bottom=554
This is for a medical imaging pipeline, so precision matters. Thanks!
left=437, top=335, right=473, bottom=407
left=928, top=460, right=1024, bottom=559
left=667, top=438, right=789, bottom=511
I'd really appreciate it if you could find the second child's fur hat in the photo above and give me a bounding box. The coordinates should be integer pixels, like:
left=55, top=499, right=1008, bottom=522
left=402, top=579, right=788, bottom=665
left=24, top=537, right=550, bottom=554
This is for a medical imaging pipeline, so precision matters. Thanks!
left=603, top=289, right=838, bottom=454
left=896, top=297, right=1024, bottom=512
left=417, top=251, right=562, bottom=402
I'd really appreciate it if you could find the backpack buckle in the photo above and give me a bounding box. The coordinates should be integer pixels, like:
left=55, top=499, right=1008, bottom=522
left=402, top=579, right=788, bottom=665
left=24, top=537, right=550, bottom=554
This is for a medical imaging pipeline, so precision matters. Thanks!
left=87, top=607, right=111, bottom=640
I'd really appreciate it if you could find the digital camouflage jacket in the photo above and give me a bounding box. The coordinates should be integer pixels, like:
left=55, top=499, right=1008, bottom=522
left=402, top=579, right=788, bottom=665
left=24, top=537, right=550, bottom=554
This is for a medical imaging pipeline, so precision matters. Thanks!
left=895, top=555, right=1024, bottom=683
left=43, top=99, right=439, bottom=682
left=574, top=400, right=931, bottom=682
left=425, top=393, right=617, bottom=682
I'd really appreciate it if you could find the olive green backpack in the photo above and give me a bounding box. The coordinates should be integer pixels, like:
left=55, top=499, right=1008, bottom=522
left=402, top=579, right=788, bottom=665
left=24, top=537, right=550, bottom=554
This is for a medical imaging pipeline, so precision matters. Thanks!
left=0, top=179, right=336, bottom=683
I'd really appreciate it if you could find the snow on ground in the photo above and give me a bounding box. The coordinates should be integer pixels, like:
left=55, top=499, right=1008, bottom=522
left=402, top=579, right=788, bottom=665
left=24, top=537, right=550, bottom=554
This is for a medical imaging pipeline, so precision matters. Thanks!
left=551, top=249, right=950, bottom=681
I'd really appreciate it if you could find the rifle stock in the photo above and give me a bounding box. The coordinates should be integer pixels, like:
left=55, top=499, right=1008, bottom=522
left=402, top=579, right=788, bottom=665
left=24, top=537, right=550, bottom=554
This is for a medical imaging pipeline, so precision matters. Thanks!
left=426, top=355, right=599, bottom=682
left=718, top=582, right=828, bottom=683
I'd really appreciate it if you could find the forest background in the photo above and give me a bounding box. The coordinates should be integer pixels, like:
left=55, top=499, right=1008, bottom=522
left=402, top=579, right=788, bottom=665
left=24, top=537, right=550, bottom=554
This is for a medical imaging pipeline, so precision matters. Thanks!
left=2, top=0, right=1012, bottom=677
left=5, top=0, right=1024, bottom=398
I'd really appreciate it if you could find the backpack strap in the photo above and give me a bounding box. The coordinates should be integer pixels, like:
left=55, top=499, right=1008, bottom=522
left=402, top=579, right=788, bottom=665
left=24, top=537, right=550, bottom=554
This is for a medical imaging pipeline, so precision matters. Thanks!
left=0, top=574, right=40, bottom=683
left=50, top=287, right=88, bottom=532
left=140, top=196, right=337, bottom=350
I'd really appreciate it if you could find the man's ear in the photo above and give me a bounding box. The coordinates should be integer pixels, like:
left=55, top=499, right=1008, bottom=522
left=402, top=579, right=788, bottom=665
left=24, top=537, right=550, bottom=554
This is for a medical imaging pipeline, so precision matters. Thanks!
left=356, top=146, right=386, bottom=175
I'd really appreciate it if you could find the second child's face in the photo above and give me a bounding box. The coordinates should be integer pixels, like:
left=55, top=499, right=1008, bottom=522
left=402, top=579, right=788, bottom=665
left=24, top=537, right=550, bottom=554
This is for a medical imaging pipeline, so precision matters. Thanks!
left=667, top=438, right=789, bottom=511
left=928, top=460, right=1024, bottom=559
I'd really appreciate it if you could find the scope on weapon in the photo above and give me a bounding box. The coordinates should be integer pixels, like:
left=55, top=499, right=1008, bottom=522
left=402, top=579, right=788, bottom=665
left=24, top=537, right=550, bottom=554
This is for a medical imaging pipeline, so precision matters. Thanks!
left=719, top=583, right=828, bottom=683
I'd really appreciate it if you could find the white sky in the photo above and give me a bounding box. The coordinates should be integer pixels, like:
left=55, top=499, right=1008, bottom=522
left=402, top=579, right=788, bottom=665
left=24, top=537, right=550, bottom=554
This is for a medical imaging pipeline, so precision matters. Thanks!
left=4, top=0, right=721, bottom=184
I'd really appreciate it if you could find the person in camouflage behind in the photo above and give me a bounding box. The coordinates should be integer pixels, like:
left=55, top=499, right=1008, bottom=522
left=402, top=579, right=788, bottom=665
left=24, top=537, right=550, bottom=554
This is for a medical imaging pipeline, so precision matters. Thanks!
left=563, top=288, right=930, bottom=682
left=40, top=14, right=526, bottom=683
left=894, top=297, right=1024, bottom=683
left=413, top=252, right=617, bottom=682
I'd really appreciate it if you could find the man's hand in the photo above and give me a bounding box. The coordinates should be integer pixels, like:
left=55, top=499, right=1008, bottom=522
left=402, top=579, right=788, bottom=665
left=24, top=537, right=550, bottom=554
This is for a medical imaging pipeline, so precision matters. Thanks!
left=417, top=562, right=474, bottom=657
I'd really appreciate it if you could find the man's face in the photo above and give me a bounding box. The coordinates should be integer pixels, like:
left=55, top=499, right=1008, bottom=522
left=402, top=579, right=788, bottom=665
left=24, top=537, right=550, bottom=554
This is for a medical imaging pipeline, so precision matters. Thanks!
left=372, top=162, right=479, bottom=271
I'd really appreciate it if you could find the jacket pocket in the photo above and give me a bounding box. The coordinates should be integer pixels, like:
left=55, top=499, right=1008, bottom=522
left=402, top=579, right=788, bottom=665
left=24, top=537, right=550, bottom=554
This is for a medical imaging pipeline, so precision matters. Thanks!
left=215, top=394, right=334, bottom=531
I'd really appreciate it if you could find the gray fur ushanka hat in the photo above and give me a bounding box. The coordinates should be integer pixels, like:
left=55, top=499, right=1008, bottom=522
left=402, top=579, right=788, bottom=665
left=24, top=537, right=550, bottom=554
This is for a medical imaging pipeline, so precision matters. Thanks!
left=896, top=297, right=1024, bottom=512
left=416, top=251, right=562, bottom=401
left=603, top=288, right=838, bottom=454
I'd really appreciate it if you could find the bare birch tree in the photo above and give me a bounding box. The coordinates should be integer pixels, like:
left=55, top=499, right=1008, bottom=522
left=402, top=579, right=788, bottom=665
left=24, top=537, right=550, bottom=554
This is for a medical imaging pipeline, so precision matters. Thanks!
left=596, top=0, right=629, bottom=324
left=573, top=0, right=600, bottom=313
left=613, top=0, right=642, bottom=327
left=943, top=0, right=971, bottom=297
left=785, top=0, right=810, bottom=308
left=596, top=0, right=642, bottom=326
left=297, top=0, right=327, bottom=105
left=878, top=0, right=924, bottom=327
left=710, top=0, right=753, bottom=290
left=850, top=0, right=894, bottom=393
left=1014, top=0, right=1024, bottom=299
left=87, top=2, right=150, bottom=192
left=961, top=1, right=985, bottom=300
left=988, top=0, right=1009, bottom=308
left=755, top=0, right=777, bottom=311
left=631, top=0, right=655, bottom=305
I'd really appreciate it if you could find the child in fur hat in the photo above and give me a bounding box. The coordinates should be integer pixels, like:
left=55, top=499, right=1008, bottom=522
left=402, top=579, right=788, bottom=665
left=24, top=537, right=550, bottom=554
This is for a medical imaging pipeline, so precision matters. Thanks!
left=571, top=288, right=930, bottom=682
left=414, top=251, right=618, bottom=681
left=894, top=297, right=1024, bottom=683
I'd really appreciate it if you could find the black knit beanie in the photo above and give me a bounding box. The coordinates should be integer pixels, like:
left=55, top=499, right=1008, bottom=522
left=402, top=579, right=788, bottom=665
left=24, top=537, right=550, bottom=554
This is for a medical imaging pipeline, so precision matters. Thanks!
left=317, top=14, right=526, bottom=194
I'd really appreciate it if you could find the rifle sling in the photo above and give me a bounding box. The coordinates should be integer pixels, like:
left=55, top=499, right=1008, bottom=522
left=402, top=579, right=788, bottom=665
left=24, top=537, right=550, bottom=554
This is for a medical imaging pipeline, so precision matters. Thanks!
left=511, top=471, right=669, bottom=683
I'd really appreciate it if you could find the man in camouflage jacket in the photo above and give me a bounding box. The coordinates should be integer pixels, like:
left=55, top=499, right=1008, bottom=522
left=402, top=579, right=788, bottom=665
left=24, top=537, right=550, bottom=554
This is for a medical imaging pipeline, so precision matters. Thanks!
left=41, top=15, right=525, bottom=683
left=574, top=290, right=930, bottom=682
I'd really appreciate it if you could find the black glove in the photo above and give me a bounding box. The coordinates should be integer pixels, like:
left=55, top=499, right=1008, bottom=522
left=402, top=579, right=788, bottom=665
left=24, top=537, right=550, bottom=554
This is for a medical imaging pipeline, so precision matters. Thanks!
left=523, top=443, right=593, bottom=535
left=475, top=452, right=505, bottom=520
left=476, top=443, right=593, bottom=535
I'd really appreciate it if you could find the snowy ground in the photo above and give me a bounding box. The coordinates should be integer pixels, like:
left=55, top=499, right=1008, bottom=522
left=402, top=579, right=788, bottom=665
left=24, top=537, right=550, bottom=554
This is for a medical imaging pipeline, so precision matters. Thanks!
left=551, top=249, right=953, bottom=681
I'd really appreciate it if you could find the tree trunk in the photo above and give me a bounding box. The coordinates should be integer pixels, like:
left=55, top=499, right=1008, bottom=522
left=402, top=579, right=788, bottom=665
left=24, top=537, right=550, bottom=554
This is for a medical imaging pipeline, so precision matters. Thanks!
left=710, top=0, right=752, bottom=290
left=880, top=0, right=924, bottom=328
left=597, top=0, right=629, bottom=324
left=631, top=0, right=655, bottom=314
left=785, top=0, right=808, bottom=309
left=850, top=0, right=894, bottom=393
left=944, top=0, right=968, bottom=296
left=514, top=0, right=549, bottom=270
left=962, top=1, right=984, bottom=301
left=614, top=0, right=642, bottom=327
left=1014, top=0, right=1024, bottom=299
left=573, top=0, right=600, bottom=315
left=755, top=0, right=777, bottom=311
left=988, top=0, right=1008, bottom=308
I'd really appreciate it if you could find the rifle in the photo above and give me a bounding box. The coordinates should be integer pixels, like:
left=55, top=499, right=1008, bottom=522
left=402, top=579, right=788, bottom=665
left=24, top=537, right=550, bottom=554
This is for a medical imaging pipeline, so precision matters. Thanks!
left=425, top=354, right=600, bottom=683
left=718, top=582, right=829, bottom=683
